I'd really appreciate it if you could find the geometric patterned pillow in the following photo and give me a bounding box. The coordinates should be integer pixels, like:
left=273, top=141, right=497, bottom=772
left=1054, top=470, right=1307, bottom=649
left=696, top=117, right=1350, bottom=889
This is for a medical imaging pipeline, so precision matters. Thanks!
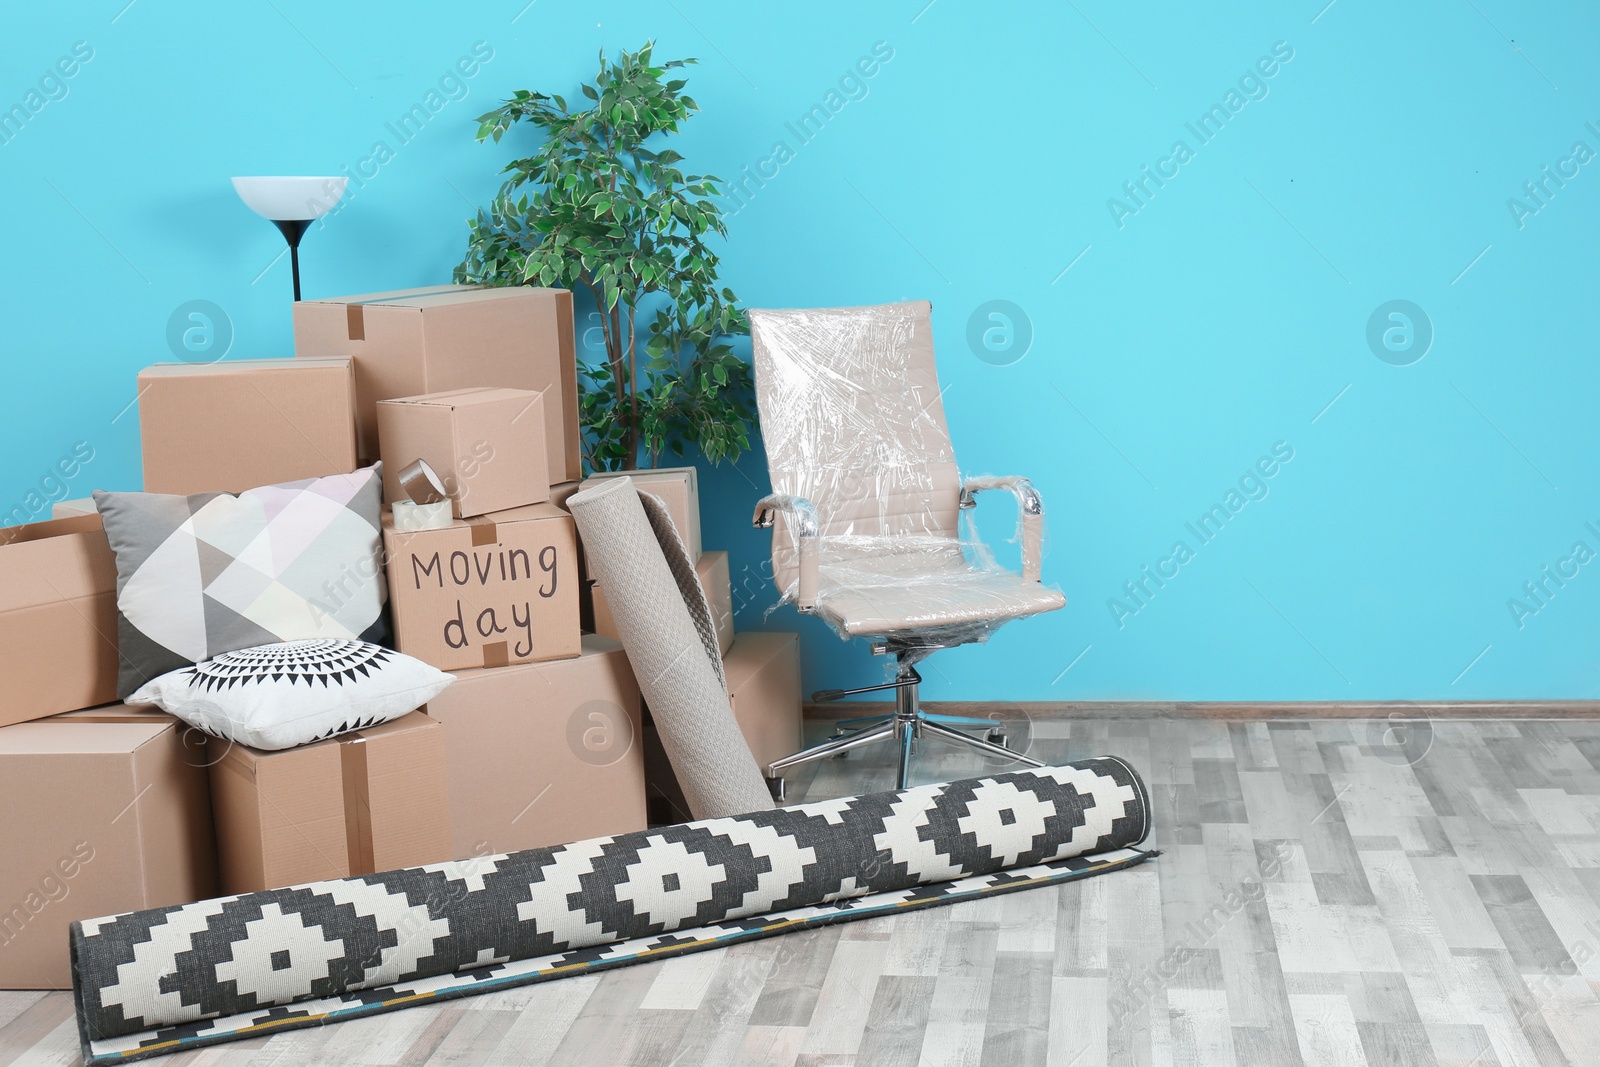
left=128, top=640, right=452, bottom=750
left=94, top=465, right=386, bottom=697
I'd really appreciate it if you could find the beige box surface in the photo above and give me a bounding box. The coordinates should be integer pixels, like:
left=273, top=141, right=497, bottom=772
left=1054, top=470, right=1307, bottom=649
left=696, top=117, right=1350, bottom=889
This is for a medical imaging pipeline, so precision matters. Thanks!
left=293, top=285, right=580, bottom=485
left=137, top=358, right=358, bottom=495
left=582, top=466, right=700, bottom=557
left=377, top=387, right=550, bottom=517
left=0, top=706, right=216, bottom=989
left=50, top=498, right=96, bottom=520
left=546, top=481, right=595, bottom=631
left=0, top=514, right=120, bottom=727
left=208, top=712, right=449, bottom=895
left=423, top=635, right=646, bottom=857
left=723, top=631, right=803, bottom=770
left=593, top=550, right=732, bottom=655
left=643, top=631, right=801, bottom=822
left=383, top=503, right=581, bottom=671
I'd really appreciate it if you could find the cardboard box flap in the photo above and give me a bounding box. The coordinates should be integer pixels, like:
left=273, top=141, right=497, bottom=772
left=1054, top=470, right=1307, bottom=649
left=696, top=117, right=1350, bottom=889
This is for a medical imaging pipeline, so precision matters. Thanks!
left=0, top=721, right=172, bottom=756
left=0, top=512, right=102, bottom=545
left=47, top=705, right=178, bottom=727
left=297, top=284, right=469, bottom=307
left=300, top=286, right=565, bottom=310
left=138, top=358, right=353, bottom=378
left=0, top=515, right=117, bottom=613
left=383, top=386, right=542, bottom=410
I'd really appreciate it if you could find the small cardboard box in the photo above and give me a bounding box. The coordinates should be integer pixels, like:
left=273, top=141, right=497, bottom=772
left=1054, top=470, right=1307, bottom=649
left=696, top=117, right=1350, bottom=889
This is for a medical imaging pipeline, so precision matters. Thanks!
left=294, top=285, right=580, bottom=485
left=137, top=358, right=358, bottom=495
left=377, top=387, right=550, bottom=517
left=0, top=705, right=216, bottom=989
left=643, top=631, right=801, bottom=822
left=593, top=550, right=732, bottom=655
left=383, top=503, right=581, bottom=671
left=583, top=466, right=701, bottom=558
left=0, top=514, right=120, bottom=728
left=208, top=712, right=450, bottom=895
left=423, top=635, right=646, bottom=857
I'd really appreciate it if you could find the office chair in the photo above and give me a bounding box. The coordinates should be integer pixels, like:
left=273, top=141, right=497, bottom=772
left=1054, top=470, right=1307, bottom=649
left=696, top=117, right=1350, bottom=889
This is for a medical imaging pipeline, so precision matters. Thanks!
left=749, top=301, right=1066, bottom=795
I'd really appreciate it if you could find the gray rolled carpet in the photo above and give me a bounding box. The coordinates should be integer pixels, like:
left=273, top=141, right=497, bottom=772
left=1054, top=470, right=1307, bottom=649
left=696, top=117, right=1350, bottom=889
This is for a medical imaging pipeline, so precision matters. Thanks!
left=567, top=476, right=774, bottom=818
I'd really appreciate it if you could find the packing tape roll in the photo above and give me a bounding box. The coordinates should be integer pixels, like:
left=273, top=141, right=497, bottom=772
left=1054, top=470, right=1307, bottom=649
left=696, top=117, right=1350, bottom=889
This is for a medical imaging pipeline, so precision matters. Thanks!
left=392, top=500, right=453, bottom=531
left=398, top=459, right=448, bottom=505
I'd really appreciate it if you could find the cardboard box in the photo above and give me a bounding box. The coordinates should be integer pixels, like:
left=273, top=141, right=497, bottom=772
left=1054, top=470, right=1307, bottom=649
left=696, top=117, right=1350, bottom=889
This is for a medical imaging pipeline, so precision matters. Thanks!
left=547, top=481, right=594, bottom=630
left=583, top=466, right=701, bottom=557
left=377, top=387, right=550, bottom=517
left=0, top=705, right=216, bottom=988
left=547, top=480, right=582, bottom=512
left=137, top=358, right=358, bottom=495
left=51, top=497, right=96, bottom=519
left=593, top=550, right=732, bottom=655
left=0, top=514, right=120, bottom=728
left=723, top=632, right=802, bottom=771
left=643, top=631, right=801, bottom=822
left=423, top=635, right=646, bottom=857
left=208, top=712, right=450, bottom=894
left=294, top=285, right=580, bottom=485
left=383, top=503, right=581, bottom=671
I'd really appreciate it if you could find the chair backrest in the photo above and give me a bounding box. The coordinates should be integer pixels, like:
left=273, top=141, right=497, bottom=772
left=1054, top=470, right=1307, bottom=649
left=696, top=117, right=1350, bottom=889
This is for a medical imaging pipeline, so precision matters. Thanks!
left=749, top=301, right=962, bottom=593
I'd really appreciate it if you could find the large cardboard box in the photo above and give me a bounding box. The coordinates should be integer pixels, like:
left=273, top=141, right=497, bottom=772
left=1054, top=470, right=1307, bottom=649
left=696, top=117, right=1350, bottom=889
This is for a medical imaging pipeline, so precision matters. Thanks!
left=208, top=712, right=450, bottom=894
left=383, top=503, right=581, bottom=671
left=583, top=466, right=701, bottom=557
left=0, top=514, right=120, bottom=727
left=137, top=358, right=358, bottom=495
left=643, top=631, right=801, bottom=823
left=293, top=285, right=580, bottom=485
left=0, top=705, right=216, bottom=989
left=592, top=550, right=732, bottom=655
left=377, top=387, right=550, bottom=517
left=423, top=635, right=646, bottom=857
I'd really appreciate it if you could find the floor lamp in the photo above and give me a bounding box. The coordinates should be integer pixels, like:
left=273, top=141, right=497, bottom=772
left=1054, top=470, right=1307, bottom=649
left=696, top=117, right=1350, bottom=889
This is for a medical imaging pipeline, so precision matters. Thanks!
left=231, top=176, right=348, bottom=301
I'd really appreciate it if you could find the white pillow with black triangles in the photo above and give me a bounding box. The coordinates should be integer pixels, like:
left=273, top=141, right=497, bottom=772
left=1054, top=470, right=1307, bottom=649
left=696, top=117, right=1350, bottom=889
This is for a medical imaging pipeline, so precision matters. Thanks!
left=129, top=639, right=454, bottom=751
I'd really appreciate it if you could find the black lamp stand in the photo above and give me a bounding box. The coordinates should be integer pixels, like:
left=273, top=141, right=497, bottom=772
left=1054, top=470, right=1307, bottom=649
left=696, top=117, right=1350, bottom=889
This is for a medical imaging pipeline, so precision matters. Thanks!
left=271, top=219, right=312, bottom=302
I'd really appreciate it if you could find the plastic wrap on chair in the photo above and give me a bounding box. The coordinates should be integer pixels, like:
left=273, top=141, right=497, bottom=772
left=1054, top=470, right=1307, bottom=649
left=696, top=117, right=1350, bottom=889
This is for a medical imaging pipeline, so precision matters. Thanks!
left=748, top=302, right=1065, bottom=649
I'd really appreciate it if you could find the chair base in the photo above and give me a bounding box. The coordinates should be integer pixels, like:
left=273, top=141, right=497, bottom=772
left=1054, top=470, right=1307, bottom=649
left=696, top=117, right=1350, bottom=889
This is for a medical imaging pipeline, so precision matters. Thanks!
left=765, top=652, right=1042, bottom=794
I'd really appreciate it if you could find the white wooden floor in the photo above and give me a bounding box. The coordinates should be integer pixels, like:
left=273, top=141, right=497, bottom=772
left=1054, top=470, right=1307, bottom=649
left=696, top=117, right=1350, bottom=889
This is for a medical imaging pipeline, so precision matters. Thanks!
left=7, top=715, right=1600, bottom=1066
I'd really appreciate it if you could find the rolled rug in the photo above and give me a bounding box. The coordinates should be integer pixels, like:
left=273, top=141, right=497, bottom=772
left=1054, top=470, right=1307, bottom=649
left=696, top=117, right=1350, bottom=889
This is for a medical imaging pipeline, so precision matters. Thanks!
left=567, top=475, right=773, bottom=819
left=72, top=760, right=1155, bottom=1064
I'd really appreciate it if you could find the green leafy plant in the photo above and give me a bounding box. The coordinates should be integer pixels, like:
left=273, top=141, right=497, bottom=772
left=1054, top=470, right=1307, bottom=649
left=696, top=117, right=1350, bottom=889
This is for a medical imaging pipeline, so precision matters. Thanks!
left=456, top=41, right=753, bottom=472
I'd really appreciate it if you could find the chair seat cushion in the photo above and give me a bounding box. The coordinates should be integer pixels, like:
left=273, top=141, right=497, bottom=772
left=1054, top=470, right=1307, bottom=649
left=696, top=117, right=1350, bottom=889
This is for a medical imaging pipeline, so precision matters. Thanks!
left=814, top=552, right=1066, bottom=636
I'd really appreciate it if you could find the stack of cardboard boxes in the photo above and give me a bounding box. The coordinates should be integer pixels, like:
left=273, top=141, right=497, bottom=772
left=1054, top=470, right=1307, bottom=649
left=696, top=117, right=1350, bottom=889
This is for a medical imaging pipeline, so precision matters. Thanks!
left=0, top=284, right=801, bottom=989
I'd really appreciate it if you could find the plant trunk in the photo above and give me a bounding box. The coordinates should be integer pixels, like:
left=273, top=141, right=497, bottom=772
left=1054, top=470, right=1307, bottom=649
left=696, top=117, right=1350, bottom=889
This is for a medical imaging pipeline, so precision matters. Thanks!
left=610, top=302, right=636, bottom=470
left=627, top=308, right=640, bottom=470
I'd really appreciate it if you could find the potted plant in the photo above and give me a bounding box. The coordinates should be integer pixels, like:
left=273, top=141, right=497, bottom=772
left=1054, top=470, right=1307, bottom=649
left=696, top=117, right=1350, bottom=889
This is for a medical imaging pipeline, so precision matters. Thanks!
left=456, top=42, right=753, bottom=473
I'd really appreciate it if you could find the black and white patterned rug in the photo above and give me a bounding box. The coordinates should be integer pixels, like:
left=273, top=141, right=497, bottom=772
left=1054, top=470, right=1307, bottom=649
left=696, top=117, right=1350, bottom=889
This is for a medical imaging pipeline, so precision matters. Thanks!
left=72, top=759, right=1154, bottom=1064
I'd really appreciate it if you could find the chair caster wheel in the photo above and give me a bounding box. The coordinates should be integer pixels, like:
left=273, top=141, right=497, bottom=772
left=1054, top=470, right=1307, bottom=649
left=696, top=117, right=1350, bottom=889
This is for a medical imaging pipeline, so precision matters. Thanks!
left=766, top=776, right=786, bottom=802
left=986, top=728, right=1008, bottom=747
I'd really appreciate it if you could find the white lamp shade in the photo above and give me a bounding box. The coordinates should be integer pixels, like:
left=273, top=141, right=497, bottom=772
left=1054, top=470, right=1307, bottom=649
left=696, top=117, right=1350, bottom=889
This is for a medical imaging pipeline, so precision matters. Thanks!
left=231, top=176, right=348, bottom=221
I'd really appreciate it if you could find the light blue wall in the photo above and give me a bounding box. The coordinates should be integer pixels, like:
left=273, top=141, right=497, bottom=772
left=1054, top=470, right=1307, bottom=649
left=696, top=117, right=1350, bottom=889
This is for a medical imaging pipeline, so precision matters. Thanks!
left=4, top=1, right=1598, bottom=701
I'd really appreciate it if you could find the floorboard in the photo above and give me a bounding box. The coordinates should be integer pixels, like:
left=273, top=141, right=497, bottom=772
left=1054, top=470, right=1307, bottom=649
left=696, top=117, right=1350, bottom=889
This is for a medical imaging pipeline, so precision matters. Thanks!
left=9, top=717, right=1600, bottom=1065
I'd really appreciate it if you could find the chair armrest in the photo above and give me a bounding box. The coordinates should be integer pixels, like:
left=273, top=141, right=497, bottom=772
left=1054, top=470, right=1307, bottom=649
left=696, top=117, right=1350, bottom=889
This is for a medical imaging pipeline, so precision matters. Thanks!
left=959, top=476, right=1045, bottom=582
left=752, top=494, right=821, bottom=612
